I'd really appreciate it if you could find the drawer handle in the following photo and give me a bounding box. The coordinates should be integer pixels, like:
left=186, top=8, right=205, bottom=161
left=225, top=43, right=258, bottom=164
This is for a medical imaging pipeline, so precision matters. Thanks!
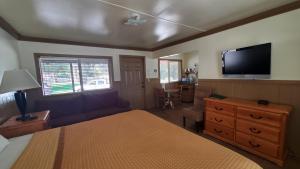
left=214, top=106, right=223, bottom=111
left=214, top=118, right=223, bottom=123
left=248, top=141, right=261, bottom=148
left=214, top=128, right=223, bottom=133
left=250, top=114, right=263, bottom=119
left=249, top=127, right=261, bottom=134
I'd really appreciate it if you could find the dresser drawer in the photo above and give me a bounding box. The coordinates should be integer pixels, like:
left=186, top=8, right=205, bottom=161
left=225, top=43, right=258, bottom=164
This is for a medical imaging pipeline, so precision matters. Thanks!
left=236, top=119, right=280, bottom=143
left=236, top=131, right=279, bottom=158
left=205, top=121, right=234, bottom=141
left=206, top=111, right=234, bottom=128
left=237, top=107, right=282, bottom=127
left=206, top=101, right=235, bottom=116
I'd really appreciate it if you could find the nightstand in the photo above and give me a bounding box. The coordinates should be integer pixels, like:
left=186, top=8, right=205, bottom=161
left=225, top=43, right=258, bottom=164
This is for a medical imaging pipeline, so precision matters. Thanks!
left=0, top=110, right=50, bottom=138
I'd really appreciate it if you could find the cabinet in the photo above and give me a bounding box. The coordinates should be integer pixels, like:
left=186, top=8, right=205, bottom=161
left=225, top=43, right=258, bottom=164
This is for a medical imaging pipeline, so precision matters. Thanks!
left=180, top=84, right=195, bottom=102
left=204, top=98, right=291, bottom=166
left=0, top=111, right=50, bottom=138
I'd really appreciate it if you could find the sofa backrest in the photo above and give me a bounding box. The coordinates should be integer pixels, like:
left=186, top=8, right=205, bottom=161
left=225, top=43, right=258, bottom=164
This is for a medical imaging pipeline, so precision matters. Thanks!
left=82, top=90, right=119, bottom=112
left=35, top=90, right=121, bottom=119
left=35, top=94, right=83, bottom=119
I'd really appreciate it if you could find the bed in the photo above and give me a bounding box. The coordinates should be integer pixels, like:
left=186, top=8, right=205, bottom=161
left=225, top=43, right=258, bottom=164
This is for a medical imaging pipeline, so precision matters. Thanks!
left=2, top=110, right=262, bottom=169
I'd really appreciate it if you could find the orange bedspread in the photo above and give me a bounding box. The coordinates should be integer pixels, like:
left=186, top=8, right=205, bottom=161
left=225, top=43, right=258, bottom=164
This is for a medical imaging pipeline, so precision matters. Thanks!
left=12, top=110, right=262, bottom=169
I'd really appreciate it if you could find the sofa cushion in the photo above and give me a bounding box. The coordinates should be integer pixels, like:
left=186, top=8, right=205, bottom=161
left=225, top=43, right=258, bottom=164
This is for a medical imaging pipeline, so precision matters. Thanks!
left=85, top=107, right=131, bottom=120
left=50, top=114, right=86, bottom=128
left=35, top=95, right=83, bottom=119
left=83, top=90, right=118, bottom=112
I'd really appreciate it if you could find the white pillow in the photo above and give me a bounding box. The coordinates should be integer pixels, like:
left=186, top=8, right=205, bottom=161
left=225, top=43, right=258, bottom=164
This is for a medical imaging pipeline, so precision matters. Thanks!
left=0, top=135, right=9, bottom=153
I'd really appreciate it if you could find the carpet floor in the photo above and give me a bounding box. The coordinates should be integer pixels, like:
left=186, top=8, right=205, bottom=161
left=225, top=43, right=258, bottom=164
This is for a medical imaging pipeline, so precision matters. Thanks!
left=147, top=104, right=300, bottom=169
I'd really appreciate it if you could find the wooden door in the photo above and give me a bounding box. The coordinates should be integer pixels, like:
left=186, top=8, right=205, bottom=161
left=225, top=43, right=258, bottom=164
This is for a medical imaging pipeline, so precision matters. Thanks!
left=120, top=56, right=145, bottom=109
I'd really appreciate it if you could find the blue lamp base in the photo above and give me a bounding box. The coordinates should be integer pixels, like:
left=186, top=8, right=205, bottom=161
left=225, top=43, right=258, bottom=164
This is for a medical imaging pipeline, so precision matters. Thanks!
left=16, top=113, right=37, bottom=121
left=14, top=90, right=37, bottom=121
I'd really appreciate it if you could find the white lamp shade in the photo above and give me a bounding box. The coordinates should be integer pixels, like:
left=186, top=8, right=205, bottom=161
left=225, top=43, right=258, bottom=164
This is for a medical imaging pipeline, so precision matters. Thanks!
left=0, top=69, right=41, bottom=93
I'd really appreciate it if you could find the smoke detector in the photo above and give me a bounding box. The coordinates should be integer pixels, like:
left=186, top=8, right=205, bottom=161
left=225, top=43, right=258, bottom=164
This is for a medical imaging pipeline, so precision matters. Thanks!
left=124, top=14, right=147, bottom=26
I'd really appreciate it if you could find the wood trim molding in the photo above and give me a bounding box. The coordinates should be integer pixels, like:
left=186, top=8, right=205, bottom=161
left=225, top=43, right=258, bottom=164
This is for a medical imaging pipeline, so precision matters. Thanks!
left=198, top=79, right=300, bottom=85
left=152, top=1, right=300, bottom=51
left=1, top=1, right=300, bottom=51
left=0, top=16, right=21, bottom=39
left=19, top=36, right=152, bottom=51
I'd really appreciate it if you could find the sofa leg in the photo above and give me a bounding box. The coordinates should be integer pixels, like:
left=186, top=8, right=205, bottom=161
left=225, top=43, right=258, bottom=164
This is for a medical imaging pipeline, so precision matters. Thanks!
left=195, top=121, right=200, bottom=132
left=183, top=116, right=186, bottom=128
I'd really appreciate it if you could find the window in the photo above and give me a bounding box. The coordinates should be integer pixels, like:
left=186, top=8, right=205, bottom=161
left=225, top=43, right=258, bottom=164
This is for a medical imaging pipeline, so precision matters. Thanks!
left=37, top=55, right=113, bottom=96
left=159, top=59, right=181, bottom=83
left=80, top=58, right=111, bottom=91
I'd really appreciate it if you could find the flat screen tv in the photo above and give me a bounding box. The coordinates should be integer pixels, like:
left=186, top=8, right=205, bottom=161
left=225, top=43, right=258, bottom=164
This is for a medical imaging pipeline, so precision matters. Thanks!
left=222, top=43, right=271, bottom=75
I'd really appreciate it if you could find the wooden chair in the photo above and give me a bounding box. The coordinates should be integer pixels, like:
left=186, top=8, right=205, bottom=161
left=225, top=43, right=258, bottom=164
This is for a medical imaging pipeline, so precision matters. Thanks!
left=182, top=86, right=212, bottom=132
left=162, top=82, right=182, bottom=109
left=170, top=85, right=182, bottom=107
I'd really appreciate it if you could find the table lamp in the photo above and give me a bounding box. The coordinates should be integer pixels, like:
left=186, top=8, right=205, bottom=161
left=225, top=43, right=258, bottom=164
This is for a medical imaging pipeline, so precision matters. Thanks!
left=0, top=69, right=41, bottom=121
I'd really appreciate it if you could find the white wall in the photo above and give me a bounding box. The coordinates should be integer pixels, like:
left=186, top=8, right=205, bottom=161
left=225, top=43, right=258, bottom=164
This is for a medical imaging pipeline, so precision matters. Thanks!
left=0, top=28, right=20, bottom=82
left=17, top=41, right=158, bottom=81
left=154, top=9, right=300, bottom=80
left=160, top=54, right=183, bottom=60
left=181, top=51, right=199, bottom=70
left=0, top=27, right=20, bottom=122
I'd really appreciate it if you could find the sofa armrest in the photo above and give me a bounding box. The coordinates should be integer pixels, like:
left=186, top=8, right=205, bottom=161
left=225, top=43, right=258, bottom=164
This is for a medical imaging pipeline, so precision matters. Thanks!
left=117, top=98, right=130, bottom=108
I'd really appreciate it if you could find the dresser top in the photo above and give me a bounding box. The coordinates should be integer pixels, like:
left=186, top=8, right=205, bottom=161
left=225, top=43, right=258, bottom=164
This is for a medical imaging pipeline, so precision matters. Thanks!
left=204, top=97, right=292, bottom=115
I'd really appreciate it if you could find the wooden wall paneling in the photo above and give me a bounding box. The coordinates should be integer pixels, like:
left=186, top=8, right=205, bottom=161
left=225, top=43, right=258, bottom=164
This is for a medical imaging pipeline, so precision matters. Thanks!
left=278, top=84, right=294, bottom=105
left=256, top=84, right=280, bottom=103
left=197, top=81, right=216, bottom=92
left=236, top=82, right=280, bottom=102
left=235, top=82, right=264, bottom=100
left=214, top=81, right=235, bottom=98
left=286, top=85, right=300, bottom=158
left=145, top=79, right=154, bottom=109
left=145, top=78, right=161, bottom=109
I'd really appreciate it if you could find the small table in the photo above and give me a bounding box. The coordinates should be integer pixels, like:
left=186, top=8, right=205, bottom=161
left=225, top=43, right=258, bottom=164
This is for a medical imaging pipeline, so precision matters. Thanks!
left=164, top=89, right=179, bottom=109
left=0, top=110, right=50, bottom=138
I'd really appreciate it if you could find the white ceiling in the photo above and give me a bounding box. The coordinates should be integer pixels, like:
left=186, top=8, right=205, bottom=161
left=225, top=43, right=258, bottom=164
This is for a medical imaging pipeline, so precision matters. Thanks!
left=0, top=0, right=297, bottom=49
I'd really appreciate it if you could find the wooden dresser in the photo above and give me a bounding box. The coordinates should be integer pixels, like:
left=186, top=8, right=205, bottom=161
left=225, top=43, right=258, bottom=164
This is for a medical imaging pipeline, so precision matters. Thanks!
left=203, top=97, right=292, bottom=166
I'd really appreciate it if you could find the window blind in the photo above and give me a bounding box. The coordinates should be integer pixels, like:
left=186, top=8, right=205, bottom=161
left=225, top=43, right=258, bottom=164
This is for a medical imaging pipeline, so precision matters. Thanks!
left=39, top=56, right=112, bottom=96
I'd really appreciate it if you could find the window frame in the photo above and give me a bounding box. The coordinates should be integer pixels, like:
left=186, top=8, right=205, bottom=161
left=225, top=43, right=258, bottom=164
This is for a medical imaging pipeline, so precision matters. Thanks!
left=34, top=53, right=114, bottom=96
left=158, top=59, right=182, bottom=84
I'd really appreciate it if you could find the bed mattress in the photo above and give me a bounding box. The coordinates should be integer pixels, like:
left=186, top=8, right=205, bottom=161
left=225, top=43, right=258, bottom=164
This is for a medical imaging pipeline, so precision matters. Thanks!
left=9, top=110, right=262, bottom=169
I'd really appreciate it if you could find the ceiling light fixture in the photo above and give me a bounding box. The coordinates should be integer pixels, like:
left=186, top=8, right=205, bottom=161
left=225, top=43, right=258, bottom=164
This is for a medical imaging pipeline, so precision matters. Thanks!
left=124, top=13, right=147, bottom=26
left=97, top=0, right=205, bottom=32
